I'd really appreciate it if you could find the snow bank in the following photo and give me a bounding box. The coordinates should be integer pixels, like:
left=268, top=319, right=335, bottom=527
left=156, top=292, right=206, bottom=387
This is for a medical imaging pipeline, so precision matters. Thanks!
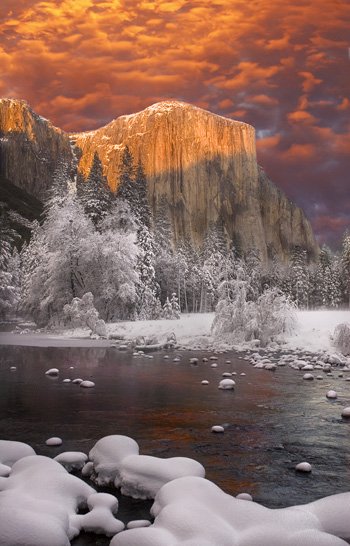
left=2, top=310, right=350, bottom=355
left=0, top=455, right=123, bottom=545
left=111, top=476, right=350, bottom=546
left=88, top=435, right=205, bottom=499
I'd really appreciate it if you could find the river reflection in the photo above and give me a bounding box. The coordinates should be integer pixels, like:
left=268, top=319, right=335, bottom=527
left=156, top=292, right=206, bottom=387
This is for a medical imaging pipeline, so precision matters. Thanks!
left=1, top=344, right=350, bottom=541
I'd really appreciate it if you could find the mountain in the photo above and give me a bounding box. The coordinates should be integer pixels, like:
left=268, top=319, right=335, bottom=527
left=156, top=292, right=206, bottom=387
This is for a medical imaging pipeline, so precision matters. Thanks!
left=0, top=98, right=318, bottom=260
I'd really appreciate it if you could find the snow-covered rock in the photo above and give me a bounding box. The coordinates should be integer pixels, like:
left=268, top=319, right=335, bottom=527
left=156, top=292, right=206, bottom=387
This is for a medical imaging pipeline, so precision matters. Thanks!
left=88, top=435, right=205, bottom=499
left=218, top=378, right=235, bottom=390
left=45, top=437, right=63, bottom=446
left=110, top=475, right=350, bottom=546
left=236, top=492, right=253, bottom=501
left=303, top=373, right=314, bottom=380
left=326, top=390, right=338, bottom=400
left=341, top=407, right=350, bottom=418
left=45, top=368, right=59, bottom=376
left=89, top=435, right=139, bottom=486
left=0, top=440, right=35, bottom=466
left=80, top=380, right=95, bottom=388
left=54, top=451, right=88, bottom=472
left=0, top=455, right=111, bottom=546
left=119, top=455, right=205, bottom=499
left=295, top=462, right=312, bottom=473
left=127, top=520, right=152, bottom=529
left=211, top=426, right=224, bottom=433
left=201, top=380, right=209, bottom=385
left=70, top=492, right=124, bottom=536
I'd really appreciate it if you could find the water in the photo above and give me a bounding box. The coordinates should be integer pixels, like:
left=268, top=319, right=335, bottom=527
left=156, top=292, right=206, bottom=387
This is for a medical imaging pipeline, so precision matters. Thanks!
left=1, top=345, right=350, bottom=544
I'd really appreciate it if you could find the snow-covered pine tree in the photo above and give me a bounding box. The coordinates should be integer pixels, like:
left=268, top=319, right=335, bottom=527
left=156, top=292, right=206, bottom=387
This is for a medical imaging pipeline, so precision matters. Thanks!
left=135, top=159, right=151, bottom=228
left=136, top=224, right=161, bottom=319
left=162, top=297, right=173, bottom=319
left=170, top=292, right=181, bottom=319
left=116, top=146, right=139, bottom=216
left=79, top=152, right=112, bottom=226
left=290, top=246, right=310, bottom=308
left=341, top=232, right=350, bottom=308
left=153, top=196, right=177, bottom=303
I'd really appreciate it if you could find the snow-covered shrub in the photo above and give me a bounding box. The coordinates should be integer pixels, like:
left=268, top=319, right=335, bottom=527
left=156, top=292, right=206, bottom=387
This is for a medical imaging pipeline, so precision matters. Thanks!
left=211, top=279, right=254, bottom=341
left=212, top=282, right=296, bottom=346
left=64, top=293, right=107, bottom=337
left=333, top=323, right=350, bottom=355
left=251, top=288, right=297, bottom=346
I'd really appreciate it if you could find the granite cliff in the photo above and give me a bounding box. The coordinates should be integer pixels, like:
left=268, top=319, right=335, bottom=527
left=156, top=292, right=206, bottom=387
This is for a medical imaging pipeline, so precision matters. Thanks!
left=0, top=98, right=318, bottom=261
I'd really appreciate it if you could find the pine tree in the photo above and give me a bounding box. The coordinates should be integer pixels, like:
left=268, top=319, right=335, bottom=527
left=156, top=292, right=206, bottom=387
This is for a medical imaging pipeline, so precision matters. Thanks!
left=290, top=246, right=310, bottom=308
left=135, top=160, right=151, bottom=228
left=341, top=232, right=350, bottom=308
left=136, top=224, right=161, bottom=319
left=79, top=152, right=112, bottom=226
left=170, top=292, right=181, bottom=319
left=116, top=146, right=138, bottom=215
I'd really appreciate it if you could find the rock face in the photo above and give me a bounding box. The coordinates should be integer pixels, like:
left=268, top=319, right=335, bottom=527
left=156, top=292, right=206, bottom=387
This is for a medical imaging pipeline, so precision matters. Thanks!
left=0, top=98, right=72, bottom=200
left=0, top=98, right=318, bottom=261
left=73, top=100, right=317, bottom=261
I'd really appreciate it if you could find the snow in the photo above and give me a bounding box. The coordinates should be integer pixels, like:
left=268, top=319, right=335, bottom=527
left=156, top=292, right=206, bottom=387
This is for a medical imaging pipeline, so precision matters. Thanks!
left=0, top=455, right=123, bottom=545
left=88, top=435, right=205, bottom=499
left=45, top=368, right=59, bottom=376
left=2, top=311, right=350, bottom=358
left=111, top=475, right=350, bottom=546
left=0, top=440, right=36, bottom=466
left=295, top=462, right=312, bottom=472
left=211, top=426, right=225, bottom=433
left=46, top=437, right=63, bottom=446
left=218, top=378, right=235, bottom=389
left=80, top=380, right=95, bottom=388
left=54, top=452, right=88, bottom=472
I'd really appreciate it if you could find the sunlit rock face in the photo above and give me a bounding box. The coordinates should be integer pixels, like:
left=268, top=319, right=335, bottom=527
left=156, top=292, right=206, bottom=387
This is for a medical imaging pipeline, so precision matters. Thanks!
left=0, top=99, right=318, bottom=261
left=73, top=101, right=317, bottom=261
left=0, top=98, right=73, bottom=199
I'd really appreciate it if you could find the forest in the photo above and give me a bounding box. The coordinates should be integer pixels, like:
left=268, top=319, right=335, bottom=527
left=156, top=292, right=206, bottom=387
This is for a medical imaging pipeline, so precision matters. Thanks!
left=1, top=147, right=350, bottom=327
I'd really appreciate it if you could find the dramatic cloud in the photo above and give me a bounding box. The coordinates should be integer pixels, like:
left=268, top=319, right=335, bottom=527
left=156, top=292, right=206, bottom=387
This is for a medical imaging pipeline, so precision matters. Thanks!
left=1, top=0, right=349, bottom=246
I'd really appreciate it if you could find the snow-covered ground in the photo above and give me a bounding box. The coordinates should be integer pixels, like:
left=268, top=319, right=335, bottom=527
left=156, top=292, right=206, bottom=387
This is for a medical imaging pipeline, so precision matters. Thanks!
left=1, top=310, right=349, bottom=355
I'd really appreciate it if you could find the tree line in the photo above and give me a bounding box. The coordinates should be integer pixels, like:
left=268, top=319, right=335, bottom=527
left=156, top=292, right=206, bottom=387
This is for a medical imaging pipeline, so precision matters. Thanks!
left=0, top=146, right=350, bottom=324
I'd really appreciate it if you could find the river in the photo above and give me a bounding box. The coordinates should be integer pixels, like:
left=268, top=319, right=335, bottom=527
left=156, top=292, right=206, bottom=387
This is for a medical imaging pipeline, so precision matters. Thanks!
left=0, top=344, right=350, bottom=544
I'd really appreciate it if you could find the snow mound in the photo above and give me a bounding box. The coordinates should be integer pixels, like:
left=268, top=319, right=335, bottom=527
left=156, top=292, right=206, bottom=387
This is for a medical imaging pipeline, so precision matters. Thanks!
left=120, top=455, right=205, bottom=499
left=54, top=452, right=88, bottom=472
left=88, top=435, right=205, bottom=499
left=46, top=437, right=63, bottom=446
left=0, top=455, right=123, bottom=545
left=218, top=378, right=235, bottom=390
left=89, top=435, right=139, bottom=486
left=0, top=440, right=35, bottom=466
left=111, top=476, right=350, bottom=546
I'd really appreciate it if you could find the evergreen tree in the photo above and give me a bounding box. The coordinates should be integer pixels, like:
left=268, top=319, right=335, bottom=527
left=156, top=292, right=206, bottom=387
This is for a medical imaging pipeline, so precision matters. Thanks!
left=290, top=246, right=310, bottom=308
left=136, top=224, right=161, bottom=319
left=341, top=232, right=350, bottom=308
left=79, top=152, right=112, bottom=226
left=116, top=146, right=138, bottom=216
left=135, top=159, right=151, bottom=228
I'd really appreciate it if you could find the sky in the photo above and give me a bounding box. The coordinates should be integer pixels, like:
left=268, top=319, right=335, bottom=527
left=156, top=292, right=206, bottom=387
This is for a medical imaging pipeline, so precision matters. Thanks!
left=0, top=0, right=349, bottom=247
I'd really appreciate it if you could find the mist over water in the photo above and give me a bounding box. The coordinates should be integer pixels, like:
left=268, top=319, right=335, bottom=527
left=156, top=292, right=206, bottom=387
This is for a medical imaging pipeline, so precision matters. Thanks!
left=1, top=345, right=350, bottom=544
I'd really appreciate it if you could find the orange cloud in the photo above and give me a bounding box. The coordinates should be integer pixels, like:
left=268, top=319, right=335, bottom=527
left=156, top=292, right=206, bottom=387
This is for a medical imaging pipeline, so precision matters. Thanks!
left=0, top=0, right=349, bottom=244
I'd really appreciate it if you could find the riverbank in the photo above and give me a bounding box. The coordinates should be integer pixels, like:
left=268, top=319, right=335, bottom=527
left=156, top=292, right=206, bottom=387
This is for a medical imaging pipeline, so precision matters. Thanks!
left=0, top=310, right=349, bottom=356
